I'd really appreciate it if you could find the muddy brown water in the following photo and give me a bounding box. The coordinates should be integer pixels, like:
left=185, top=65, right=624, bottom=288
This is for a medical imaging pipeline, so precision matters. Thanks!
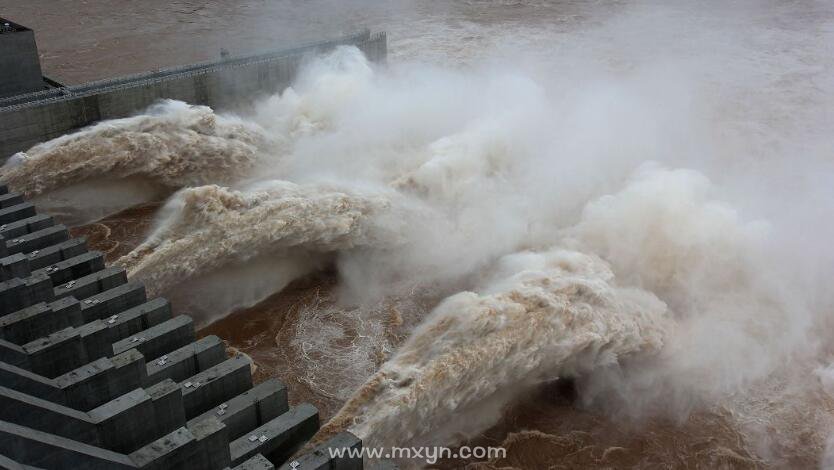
left=68, top=205, right=774, bottom=469
left=10, top=0, right=834, bottom=467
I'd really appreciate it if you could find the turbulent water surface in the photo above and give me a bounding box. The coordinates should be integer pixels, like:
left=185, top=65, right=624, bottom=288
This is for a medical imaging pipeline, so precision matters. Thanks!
left=5, top=0, right=834, bottom=468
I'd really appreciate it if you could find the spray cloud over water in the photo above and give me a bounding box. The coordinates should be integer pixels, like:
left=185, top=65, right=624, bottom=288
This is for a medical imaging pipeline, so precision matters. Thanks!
left=9, top=1, right=834, bottom=464
left=2, top=100, right=265, bottom=196
left=0, top=100, right=267, bottom=223
left=116, top=180, right=402, bottom=316
left=323, top=248, right=670, bottom=447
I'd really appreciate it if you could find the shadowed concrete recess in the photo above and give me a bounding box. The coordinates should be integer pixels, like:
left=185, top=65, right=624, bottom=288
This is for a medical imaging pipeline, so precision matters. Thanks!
left=0, top=186, right=389, bottom=469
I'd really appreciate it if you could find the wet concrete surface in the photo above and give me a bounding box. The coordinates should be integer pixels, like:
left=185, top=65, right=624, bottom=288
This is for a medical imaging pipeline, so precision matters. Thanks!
left=10, top=0, right=833, bottom=467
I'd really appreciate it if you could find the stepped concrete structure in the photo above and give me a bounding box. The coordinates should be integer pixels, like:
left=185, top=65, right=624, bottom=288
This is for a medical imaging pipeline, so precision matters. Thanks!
left=0, top=184, right=381, bottom=468
left=0, top=20, right=395, bottom=469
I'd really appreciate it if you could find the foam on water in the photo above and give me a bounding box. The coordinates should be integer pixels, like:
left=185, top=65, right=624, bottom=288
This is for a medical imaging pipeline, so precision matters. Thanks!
left=6, top=2, right=834, bottom=462
left=322, top=248, right=670, bottom=447
left=116, top=180, right=401, bottom=302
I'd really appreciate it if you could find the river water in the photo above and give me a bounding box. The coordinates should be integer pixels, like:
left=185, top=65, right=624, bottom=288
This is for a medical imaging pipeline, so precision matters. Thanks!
left=5, top=1, right=834, bottom=468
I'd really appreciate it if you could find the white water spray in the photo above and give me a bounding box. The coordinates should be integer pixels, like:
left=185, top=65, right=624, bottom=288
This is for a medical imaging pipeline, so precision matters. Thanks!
left=6, top=2, right=834, bottom=463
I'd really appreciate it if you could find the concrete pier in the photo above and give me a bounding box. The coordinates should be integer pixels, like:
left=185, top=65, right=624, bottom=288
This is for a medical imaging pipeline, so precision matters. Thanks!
left=276, top=432, right=363, bottom=470
left=0, top=297, right=81, bottom=344
left=0, top=180, right=395, bottom=469
left=0, top=202, right=37, bottom=224
left=0, top=17, right=47, bottom=98
left=229, top=404, right=319, bottom=467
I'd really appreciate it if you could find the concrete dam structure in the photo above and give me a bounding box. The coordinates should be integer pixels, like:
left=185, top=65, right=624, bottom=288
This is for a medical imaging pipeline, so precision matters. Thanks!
left=0, top=18, right=48, bottom=100
left=0, top=23, right=386, bottom=160
left=0, top=191, right=394, bottom=470
left=0, top=185, right=370, bottom=469
left=0, top=19, right=393, bottom=470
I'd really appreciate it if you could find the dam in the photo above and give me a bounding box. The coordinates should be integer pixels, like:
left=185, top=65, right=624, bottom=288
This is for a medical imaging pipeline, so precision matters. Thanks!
left=2, top=1, right=832, bottom=468
left=0, top=17, right=386, bottom=161
left=0, top=17, right=392, bottom=470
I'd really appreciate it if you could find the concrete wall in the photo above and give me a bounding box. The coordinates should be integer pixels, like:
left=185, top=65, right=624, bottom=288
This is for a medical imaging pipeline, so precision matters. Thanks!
left=0, top=30, right=387, bottom=161
left=0, top=182, right=399, bottom=469
left=0, top=21, right=45, bottom=99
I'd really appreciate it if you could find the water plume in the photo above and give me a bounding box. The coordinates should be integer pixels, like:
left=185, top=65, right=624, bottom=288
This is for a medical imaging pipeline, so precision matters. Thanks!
left=115, top=181, right=402, bottom=309
left=322, top=249, right=669, bottom=448
left=8, top=4, right=834, bottom=462
left=1, top=100, right=264, bottom=198
left=567, top=165, right=812, bottom=420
